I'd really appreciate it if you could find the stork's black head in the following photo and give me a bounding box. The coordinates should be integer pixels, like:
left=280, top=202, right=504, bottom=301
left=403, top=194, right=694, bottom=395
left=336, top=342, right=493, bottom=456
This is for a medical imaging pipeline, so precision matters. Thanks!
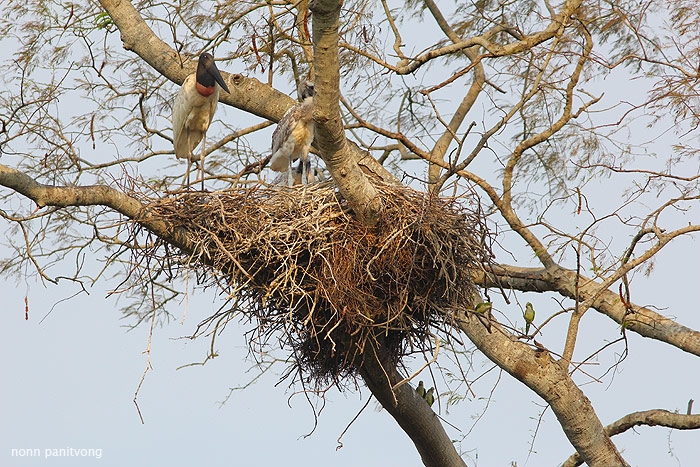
left=299, top=81, right=314, bottom=100
left=196, top=53, right=230, bottom=93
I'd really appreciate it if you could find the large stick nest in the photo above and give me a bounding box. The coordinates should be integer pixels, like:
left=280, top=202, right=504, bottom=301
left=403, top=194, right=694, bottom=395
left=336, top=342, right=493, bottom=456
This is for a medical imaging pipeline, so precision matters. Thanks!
left=143, top=182, right=490, bottom=387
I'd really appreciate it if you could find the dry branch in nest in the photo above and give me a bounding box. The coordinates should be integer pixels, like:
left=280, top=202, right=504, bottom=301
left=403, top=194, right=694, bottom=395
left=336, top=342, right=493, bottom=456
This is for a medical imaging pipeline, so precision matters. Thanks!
left=141, top=182, right=490, bottom=387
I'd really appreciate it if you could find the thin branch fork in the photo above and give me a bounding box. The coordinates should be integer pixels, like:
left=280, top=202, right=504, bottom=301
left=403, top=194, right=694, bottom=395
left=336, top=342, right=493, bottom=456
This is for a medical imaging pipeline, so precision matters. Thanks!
left=340, top=0, right=583, bottom=75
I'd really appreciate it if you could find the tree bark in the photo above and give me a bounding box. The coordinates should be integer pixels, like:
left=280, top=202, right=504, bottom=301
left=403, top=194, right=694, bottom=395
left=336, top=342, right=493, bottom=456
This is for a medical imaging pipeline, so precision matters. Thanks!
left=310, top=1, right=464, bottom=463
left=360, top=338, right=467, bottom=467
left=562, top=409, right=700, bottom=466
left=309, top=0, right=382, bottom=225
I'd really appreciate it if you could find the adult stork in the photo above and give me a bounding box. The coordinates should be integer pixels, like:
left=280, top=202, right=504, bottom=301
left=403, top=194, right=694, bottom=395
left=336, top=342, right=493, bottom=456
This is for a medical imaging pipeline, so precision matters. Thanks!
left=269, top=81, right=315, bottom=186
left=172, top=52, right=230, bottom=189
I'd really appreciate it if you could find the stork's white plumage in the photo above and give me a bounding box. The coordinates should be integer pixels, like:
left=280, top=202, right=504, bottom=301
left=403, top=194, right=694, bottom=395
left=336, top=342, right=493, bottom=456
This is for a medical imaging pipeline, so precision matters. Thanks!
left=172, top=52, right=230, bottom=189
left=270, top=81, right=315, bottom=186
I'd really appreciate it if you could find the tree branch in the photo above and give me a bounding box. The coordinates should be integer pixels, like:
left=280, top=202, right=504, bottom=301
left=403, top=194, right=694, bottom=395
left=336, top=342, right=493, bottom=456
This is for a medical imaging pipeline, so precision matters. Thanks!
left=338, top=0, right=583, bottom=75
left=454, top=308, right=629, bottom=466
left=309, top=0, right=382, bottom=225
left=360, top=336, right=466, bottom=467
left=474, top=265, right=700, bottom=357
left=562, top=409, right=700, bottom=467
left=0, top=164, right=195, bottom=256
left=423, top=0, right=485, bottom=193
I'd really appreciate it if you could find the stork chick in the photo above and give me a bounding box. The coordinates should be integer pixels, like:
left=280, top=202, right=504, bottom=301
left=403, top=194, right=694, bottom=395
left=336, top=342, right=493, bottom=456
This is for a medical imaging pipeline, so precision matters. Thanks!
left=172, top=52, right=230, bottom=189
left=270, top=81, right=315, bottom=186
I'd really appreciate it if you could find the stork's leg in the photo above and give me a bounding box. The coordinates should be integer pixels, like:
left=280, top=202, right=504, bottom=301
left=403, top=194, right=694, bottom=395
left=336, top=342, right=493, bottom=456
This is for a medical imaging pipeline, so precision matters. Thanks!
left=300, top=145, right=311, bottom=185
left=287, top=157, right=294, bottom=187
left=301, top=157, right=308, bottom=185
left=303, top=158, right=312, bottom=185
left=181, top=128, right=193, bottom=189
left=199, top=131, right=207, bottom=191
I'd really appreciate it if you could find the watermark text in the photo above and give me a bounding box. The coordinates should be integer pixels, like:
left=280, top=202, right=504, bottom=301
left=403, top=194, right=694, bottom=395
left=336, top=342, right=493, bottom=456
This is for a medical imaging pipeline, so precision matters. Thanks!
left=11, top=447, right=103, bottom=459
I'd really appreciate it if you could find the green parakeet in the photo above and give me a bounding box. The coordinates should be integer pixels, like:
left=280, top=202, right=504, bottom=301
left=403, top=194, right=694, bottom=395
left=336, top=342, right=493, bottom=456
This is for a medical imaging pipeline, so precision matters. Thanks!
left=524, top=302, right=535, bottom=335
left=474, top=301, right=492, bottom=314
left=424, top=387, right=435, bottom=407
left=416, top=380, right=426, bottom=398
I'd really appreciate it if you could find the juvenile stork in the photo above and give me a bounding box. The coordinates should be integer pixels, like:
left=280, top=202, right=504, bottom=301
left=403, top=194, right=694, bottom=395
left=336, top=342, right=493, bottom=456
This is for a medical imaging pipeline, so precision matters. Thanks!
left=270, top=81, right=315, bottom=186
left=172, top=52, right=230, bottom=189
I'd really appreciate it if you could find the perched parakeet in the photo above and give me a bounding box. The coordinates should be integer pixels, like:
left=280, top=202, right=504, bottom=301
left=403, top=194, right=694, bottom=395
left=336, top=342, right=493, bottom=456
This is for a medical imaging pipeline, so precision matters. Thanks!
left=474, top=301, right=492, bottom=314
left=424, top=387, right=435, bottom=407
left=416, top=380, right=426, bottom=398
left=524, top=302, right=535, bottom=334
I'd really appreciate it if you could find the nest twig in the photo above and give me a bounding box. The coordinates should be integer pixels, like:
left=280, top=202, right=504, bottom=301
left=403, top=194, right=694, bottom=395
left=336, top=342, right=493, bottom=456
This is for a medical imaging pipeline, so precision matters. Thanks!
left=140, top=182, right=490, bottom=387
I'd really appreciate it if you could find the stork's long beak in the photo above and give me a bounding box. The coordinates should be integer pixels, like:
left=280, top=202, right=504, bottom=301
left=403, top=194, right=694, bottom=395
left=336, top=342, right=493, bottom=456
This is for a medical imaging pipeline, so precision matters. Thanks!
left=206, top=60, right=230, bottom=94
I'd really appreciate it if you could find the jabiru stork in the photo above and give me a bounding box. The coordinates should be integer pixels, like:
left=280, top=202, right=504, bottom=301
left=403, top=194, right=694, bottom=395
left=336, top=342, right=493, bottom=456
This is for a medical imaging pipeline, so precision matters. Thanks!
left=172, top=52, right=230, bottom=189
left=269, top=81, right=315, bottom=186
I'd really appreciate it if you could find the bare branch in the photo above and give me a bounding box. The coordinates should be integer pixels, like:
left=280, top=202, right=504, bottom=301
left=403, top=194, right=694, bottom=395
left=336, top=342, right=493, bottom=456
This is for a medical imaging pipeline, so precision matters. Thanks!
left=310, top=0, right=381, bottom=225
left=562, top=409, right=700, bottom=467
left=454, top=309, right=629, bottom=466
left=474, top=265, right=700, bottom=357
left=360, top=336, right=466, bottom=467
left=0, top=163, right=194, bottom=255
